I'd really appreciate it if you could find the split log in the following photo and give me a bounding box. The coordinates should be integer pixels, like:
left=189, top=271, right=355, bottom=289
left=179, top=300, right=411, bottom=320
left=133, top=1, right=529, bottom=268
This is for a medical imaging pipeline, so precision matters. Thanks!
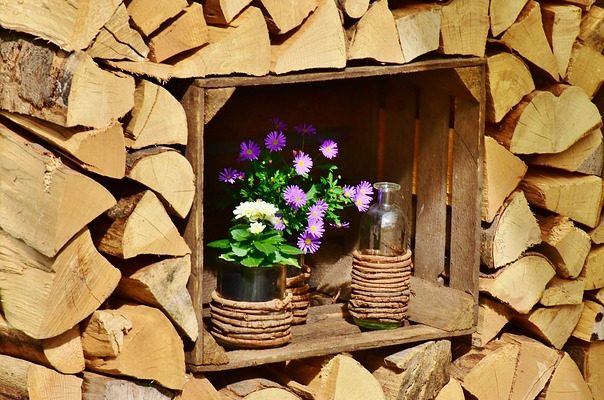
left=0, top=30, right=134, bottom=129
left=391, top=4, right=441, bottom=63
left=541, top=4, right=582, bottom=77
left=489, top=0, right=528, bottom=37
left=540, top=277, right=585, bottom=306
left=566, top=339, right=604, bottom=400
left=205, top=88, right=236, bottom=124
left=566, top=42, right=604, bottom=97
left=148, top=3, right=209, bottom=63
left=338, top=0, right=369, bottom=19
left=86, top=4, right=149, bottom=61
left=500, top=1, right=560, bottom=80
left=528, top=129, right=604, bottom=176
left=85, top=303, right=185, bottom=391
left=175, top=375, right=222, bottom=400
left=587, top=287, right=604, bottom=304
left=263, top=365, right=316, bottom=400
left=1, top=112, right=126, bottom=179
left=536, top=215, right=591, bottom=279
left=346, top=0, right=405, bottom=64
left=126, top=0, right=188, bottom=37
left=488, top=85, right=601, bottom=155
left=125, top=80, right=188, bottom=149
left=472, top=296, right=514, bottom=348
left=81, top=310, right=133, bottom=358
left=485, top=52, right=535, bottom=124
left=438, top=0, right=489, bottom=57
left=579, top=245, right=604, bottom=290
left=126, top=147, right=195, bottom=218
left=537, top=352, right=593, bottom=400
left=0, top=228, right=120, bottom=340
left=479, top=253, right=555, bottom=313
left=480, top=190, right=541, bottom=269
left=513, top=303, right=584, bottom=349
left=366, top=340, right=451, bottom=400
left=115, top=255, right=198, bottom=341
left=0, top=354, right=82, bottom=400
left=104, top=59, right=176, bottom=82
left=95, top=190, right=191, bottom=259
left=0, top=314, right=84, bottom=374
left=556, top=0, right=596, bottom=10
left=257, top=0, right=317, bottom=35
left=219, top=378, right=300, bottom=400
left=434, top=378, right=464, bottom=400
left=521, top=170, right=603, bottom=228
left=203, top=0, right=252, bottom=25
left=270, top=0, right=346, bottom=75
left=589, top=215, right=604, bottom=243
left=82, top=371, right=173, bottom=400
left=0, top=0, right=120, bottom=51
left=577, top=5, right=604, bottom=51
left=572, top=300, right=604, bottom=341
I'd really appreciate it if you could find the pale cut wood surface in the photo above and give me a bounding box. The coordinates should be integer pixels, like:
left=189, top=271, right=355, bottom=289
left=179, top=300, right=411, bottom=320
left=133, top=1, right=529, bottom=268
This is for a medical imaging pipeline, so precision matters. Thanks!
left=0, top=122, right=115, bottom=257
left=338, top=0, right=370, bottom=19
left=317, top=354, right=386, bottom=400
left=538, top=352, right=593, bottom=400
left=81, top=310, right=133, bottom=358
left=0, top=0, right=120, bottom=51
left=589, top=215, right=604, bottom=243
left=85, top=304, right=185, bottom=391
left=175, top=374, right=222, bottom=400
left=82, top=371, right=173, bottom=400
left=541, top=4, right=582, bottom=78
left=565, top=340, right=604, bottom=400
left=203, top=0, right=252, bottom=24
left=481, top=137, right=528, bottom=222
left=578, top=5, right=604, bottom=52
left=572, top=300, right=604, bottom=341
left=566, top=42, right=604, bottom=97
left=391, top=4, right=441, bottom=63
left=557, top=0, right=595, bottom=10
left=472, top=296, right=514, bottom=348
left=439, top=0, right=489, bottom=56
left=1, top=112, right=126, bottom=179
left=513, top=303, right=584, bottom=349
left=126, top=0, right=187, bottom=37
left=579, top=244, right=604, bottom=290
left=540, top=277, right=585, bottom=306
left=434, top=378, right=464, bottom=400
left=86, top=4, right=149, bottom=61
left=259, top=0, right=317, bottom=35
left=0, top=229, right=120, bottom=340
left=489, top=0, right=528, bottom=37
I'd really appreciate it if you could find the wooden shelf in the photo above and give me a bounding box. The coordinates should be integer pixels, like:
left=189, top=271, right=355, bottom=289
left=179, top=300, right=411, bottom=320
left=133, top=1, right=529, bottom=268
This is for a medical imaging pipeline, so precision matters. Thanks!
left=190, top=303, right=474, bottom=372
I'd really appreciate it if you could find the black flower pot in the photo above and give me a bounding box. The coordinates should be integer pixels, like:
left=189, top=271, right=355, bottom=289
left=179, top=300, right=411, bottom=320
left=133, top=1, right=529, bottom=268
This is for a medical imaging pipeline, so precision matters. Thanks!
left=216, top=262, right=286, bottom=302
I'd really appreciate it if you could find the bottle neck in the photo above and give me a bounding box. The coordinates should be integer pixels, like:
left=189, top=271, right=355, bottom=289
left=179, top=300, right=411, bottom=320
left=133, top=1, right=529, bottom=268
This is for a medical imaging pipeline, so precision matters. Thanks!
left=377, top=189, right=396, bottom=205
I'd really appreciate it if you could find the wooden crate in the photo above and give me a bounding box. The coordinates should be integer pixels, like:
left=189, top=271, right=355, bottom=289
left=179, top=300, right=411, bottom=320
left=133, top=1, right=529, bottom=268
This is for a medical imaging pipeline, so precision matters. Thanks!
left=181, top=57, right=485, bottom=371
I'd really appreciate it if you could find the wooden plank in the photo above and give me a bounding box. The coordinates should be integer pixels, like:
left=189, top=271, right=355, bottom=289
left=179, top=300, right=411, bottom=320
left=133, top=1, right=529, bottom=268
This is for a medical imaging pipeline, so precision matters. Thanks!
left=192, top=57, right=485, bottom=88
left=181, top=85, right=205, bottom=367
left=415, top=90, right=450, bottom=281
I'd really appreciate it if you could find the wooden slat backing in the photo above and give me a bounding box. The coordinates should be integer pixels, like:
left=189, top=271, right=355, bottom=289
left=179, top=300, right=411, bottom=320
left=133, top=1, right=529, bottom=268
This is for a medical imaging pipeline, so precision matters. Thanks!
left=414, top=90, right=450, bottom=282
left=181, top=84, right=205, bottom=367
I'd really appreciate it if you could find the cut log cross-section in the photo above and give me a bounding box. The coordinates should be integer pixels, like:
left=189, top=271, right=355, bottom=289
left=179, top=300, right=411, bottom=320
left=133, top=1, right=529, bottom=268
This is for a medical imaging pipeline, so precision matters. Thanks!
left=83, top=371, right=173, bottom=400
left=572, top=300, right=604, bottom=341
left=126, top=0, right=188, bottom=37
left=577, top=5, right=604, bottom=52
left=538, top=352, right=593, bottom=400
left=258, top=0, right=317, bottom=35
left=489, top=0, right=528, bottom=37
left=391, top=4, right=441, bottom=63
left=203, top=0, right=252, bottom=25
left=439, top=0, right=489, bottom=57
left=472, top=296, right=514, bottom=348
left=565, top=340, right=604, bottom=400
left=580, top=245, right=604, bottom=290
left=338, top=0, right=370, bottom=19
left=435, top=378, right=464, bottom=400
left=566, top=42, right=604, bottom=98
left=541, top=4, right=582, bottom=78
left=513, top=303, right=584, bottom=349
left=540, top=277, right=585, bottom=306
left=81, top=310, right=133, bottom=358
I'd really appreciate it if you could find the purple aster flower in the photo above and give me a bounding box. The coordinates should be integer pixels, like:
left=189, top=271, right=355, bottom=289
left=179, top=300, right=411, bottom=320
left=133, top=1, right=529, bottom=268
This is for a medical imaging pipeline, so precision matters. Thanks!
left=297, top=231, right=321, bottom=254
left=293, top=152, right=313, bottom=175
left=271, top=116, right=287, bottom=132
left=306, top=218, right=325, bottom=239
left=218, top=167, right=241, bottom=184
left=330, top=221, right=350, bottom=229
left=308, top=202, right=326, bottom=220
left=273, top=215, right=285, bottom=231
left=315, top=198, right=329, bottom=212
left=283, top=185, right=307, bottom=209
left=265, top=131, right=286, bottom=152
left=236, top=170, right=245, bottom=180
left=239, top=140, right=260, bottom=161
left=319, top=140, right=338, bottom=159
left=294, top=123, right=317, bottom=136
left=343, top=185, right=357, bottom=198
left=357, top=181, right=374, bottom=196
left=354, top=193, right=372, bottom=212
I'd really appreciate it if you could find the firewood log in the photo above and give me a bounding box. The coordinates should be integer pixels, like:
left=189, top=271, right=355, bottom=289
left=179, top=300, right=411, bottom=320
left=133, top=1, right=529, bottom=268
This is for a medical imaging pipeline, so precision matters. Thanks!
left=472, top=296, right=514, bottom=347
left=479, top=253, right=555, bottom=313
left=0, top=314, right=84, bottom=374
left=521, top=169, right=603, bottom=228
left=366, top=340, right=451, bottom=400
left=536, top=215, right=591, bottom=279
left=0, top=229, right=120, bottom=340
left=513, top=303, right=584, bottom=349
left=572, top=300, right=604, bottom=341
left=565, top=339, right=604, bottom=400
left=537, top=352, right=593, bottom=400
left=485, top=52, right=535, bottom=124
left=438, top=0, right=489, bottom=57
left=556, top=0, right=596, bottom=10
left=86, top=4, right=149, bottom=61
left=579, top=245, right=604, bottom=290
left=0, top=0, right=120, bottom=51
left=586, top=287, right=604, bottom=304
left=125, top=79, right=187, bottom=149
left=270, top=0, right=346, bottom=75
left=84, top=303, right=185, bottom=391
left=0, top=30, right=134, bottom=129
left=481, top=191, right=541, bottom=269
left=95, top=190, right=191, bottom=259
left=489, top=0, right=528, bottom=37
left=528, top=129, right=604, bottom=176
left=148, top=3, right=209, bottom=63
left=577, top=5, right=604, bottom=52
left=114, top=255, right=199, bottom=341
left=434, top=378, right=464, bottom=400
left=82, top=371, right=174, bottom=400
left=219, top=378, right=300, bottom=400
left=541, top=4, right=582, bottom=78
left=205, top=88, right=236, bottom=124
left=488, top=85, right=601, bottom=155
left=589, top=215, right=604, bottom=243
left=203, top=0, right=252, bottom=25
left=540, top=277, right=585, bottom=306
left=500, top=1, right=560, bottom=80
left=566, top=42, right=604, bottom=97
left=0, top=354, right=82, bottom=400
left=126, top=0, right=187, bottom=37
left=338, top=0, right=369, bottom=19
left=1, top=112, right=126, bottom=179
left=174, top=374, right=222, bottom=400
left=391, top=4, right=441, bottom=63
left=346, top=0, right=405, bottom=64
left=257, top=0, right=317, bottom=35
left=126, top=147, right=195, bottom=218
left=81, top=310, right=133, bottom=358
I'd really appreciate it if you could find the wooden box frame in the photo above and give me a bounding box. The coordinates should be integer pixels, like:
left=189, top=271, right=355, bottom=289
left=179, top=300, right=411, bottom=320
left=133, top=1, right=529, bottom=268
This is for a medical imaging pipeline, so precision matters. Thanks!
left=181, top=57, right=485, bottom=372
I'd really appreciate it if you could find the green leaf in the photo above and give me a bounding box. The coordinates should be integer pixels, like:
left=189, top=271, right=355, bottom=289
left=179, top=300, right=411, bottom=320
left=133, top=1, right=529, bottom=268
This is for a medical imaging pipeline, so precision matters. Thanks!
left=240, top=256, right=263, bottom=267
left=253, top=240, right=277, bottom=255
left=230, top=228, right=251, bottom=241
left=230, top=243, right=248, bottom=257
left=280, top=243, right=303, bottom=255
left=206, top=239, right=230, bottom=249
left=306, top=184, right=317, bottom=201
left=219, top=253, right=237, bottom=262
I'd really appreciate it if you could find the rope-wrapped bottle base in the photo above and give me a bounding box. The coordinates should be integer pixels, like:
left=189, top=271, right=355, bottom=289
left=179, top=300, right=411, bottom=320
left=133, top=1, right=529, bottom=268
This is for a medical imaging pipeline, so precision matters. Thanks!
left=286, top=263, right=311, bottom=325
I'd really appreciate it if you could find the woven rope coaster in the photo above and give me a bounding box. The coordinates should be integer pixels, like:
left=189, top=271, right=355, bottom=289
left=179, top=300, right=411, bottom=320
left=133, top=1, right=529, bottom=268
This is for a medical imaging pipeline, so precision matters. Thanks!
left=351, top=277, right=409, bottom=289
left=351, top=283, right=408, bottom=293
left=211, top=328, right=291, bottom=341
left=349, top=298, right=408, bottom=309
left=352, top=258, right=413, bottom=270
left=210, top=303, right=292, bottom=321
left=211, top=291, right=291, bottom=311
left=287, top=284, right=310, bottom=295
left=353, top=249, right=412, bottom=263
left=352, top=269, right=411, bottom=282
left=348, top=308, right=407, bottom=321
left=349, top=304, right=409, bottom=314
left=351, top=293, right=410, bottom=303
left=210, top=314, right=292, bottom=333
left=211, top=330, right=292, bottom=349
